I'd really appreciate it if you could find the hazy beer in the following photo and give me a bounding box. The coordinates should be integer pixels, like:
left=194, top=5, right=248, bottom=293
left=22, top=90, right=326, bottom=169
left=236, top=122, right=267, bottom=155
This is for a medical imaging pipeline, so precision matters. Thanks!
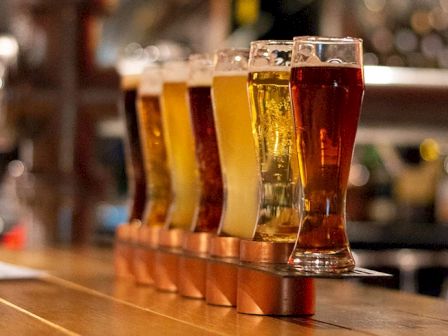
left=212, top=49, right=260, bottom=239
left=187, top=54, right=223, bottom=232
left=137, top=67, right=172, bottom=226
left=247, top=41, right=300, bottom=243
left=289, top=36, right=365, bottom=273
left=160, top=61, right=200, bottom=229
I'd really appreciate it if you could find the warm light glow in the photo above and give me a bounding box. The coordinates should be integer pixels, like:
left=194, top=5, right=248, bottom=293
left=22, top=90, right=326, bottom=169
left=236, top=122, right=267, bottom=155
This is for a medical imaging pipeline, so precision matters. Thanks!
left=420, top=138, right=440, bottom=162
left=349, top=163, right=370, bottom=187
left=0, top=35, right=19, bottom=61
left=364, top=65, right=448, bottom=86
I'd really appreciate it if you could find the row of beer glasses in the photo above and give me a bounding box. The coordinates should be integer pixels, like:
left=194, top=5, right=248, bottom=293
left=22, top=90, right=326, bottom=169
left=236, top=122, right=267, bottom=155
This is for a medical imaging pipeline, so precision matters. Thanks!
left=119, top=36, right=365, bottom=275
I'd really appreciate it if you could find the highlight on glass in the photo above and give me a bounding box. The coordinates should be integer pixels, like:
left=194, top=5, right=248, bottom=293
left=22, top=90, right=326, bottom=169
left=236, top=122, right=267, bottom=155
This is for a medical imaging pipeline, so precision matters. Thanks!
left=288, top=36, right=365, bottom=273
left=247, top=40, right=301, bottom=243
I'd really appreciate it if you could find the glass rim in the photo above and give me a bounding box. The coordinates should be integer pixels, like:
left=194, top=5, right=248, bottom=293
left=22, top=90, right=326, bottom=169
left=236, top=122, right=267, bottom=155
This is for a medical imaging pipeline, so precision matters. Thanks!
left=250, top=40, right=293, bottom=46
left=293, top=36, right=363, bottom=44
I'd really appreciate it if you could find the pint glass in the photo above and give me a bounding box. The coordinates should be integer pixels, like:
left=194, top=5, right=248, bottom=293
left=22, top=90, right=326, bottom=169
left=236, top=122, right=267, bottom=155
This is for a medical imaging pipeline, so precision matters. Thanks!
left=247, top=40, right=300, bottom=243
left=289, top=36, right=365, bottom=273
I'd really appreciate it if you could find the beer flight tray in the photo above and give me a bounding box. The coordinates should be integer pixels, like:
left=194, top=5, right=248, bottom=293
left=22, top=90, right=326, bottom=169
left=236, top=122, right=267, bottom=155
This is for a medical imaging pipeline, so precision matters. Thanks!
left=151, top=243, right=392, bottom=279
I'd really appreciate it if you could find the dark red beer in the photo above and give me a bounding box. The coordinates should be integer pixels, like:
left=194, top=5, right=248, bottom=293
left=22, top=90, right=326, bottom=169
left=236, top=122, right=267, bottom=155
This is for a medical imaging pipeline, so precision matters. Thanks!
left=122, top=86, right=146, bottom=222
left=188, top=86, right=223, bottom=232
left=290, top=65, right=364, bottom=252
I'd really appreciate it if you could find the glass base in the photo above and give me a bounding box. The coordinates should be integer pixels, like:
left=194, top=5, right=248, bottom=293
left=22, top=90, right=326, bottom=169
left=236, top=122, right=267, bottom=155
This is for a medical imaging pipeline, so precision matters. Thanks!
left=288, top=248, right=355, bottom=274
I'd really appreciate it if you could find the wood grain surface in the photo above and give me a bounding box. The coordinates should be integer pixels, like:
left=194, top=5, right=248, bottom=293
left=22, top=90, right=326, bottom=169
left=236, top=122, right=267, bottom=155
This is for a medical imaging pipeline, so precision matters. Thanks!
left=0, top=247, right=447, bottom=335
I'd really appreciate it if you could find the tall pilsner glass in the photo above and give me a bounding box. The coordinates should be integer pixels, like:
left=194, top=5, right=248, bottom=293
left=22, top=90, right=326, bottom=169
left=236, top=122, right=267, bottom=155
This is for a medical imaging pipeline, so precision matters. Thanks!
left=289, top=36, right=365, bottom=273
left=247, top=40, right=300, bottom=243
left=137, top=66, right=172, bottom=227
left=120, top=73, right=146, bottom=224
left=212, top=49, right=260, bottom=239
left=160, top=61, right=200, bottom=230
left=187, top=54, right=223, bottom=232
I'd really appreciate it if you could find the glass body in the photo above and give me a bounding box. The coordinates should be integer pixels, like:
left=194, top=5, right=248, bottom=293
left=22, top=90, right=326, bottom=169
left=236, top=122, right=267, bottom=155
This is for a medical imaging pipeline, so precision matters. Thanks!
left=187, top=54, right=223, bottom=232
left=160, top=62, right=200, bottom=229
left=247, top=40, right=300, bottom=243
left=212, top=49, right=260, bottom=239
left=121, top=74, right=146, bottom=223
left=289, top=36, right=365, bottom=273
left=137, top=67, right=172, bottom=227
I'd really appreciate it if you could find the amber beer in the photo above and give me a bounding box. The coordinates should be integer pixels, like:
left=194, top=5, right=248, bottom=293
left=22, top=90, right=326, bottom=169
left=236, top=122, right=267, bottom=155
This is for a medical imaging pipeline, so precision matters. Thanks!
left=289, top=36, right=365, bottom=273
left=187, top=54, right=223, bottom=232
left=160, top=61, right=200, bottom=229
left=137, top=67, right=171, bottom=226
left=212, top=49, right=260, bottom=239
left=121, top=74, right=146, bottom=223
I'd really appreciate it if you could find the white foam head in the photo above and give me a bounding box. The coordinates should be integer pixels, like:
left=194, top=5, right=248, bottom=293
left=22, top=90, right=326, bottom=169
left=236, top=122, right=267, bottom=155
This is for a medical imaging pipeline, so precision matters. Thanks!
left=188, top=54, right=213, bottom=87
left=139, top=65, right=162, bottom=95
left=162, top=61, right=189, bottom=83
left=248, top=66, right=291, bottom=73
left=120, top=73, right=141, bottom=90
left=117, top=57, right=150, bottom=90
left=213, top=70, right=248, bottom=78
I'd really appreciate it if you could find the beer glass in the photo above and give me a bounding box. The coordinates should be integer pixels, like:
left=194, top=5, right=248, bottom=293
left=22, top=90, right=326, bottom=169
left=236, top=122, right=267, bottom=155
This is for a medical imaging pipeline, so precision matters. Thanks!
left=160, top=61, right=200, bottom=229
left=137, top=66, right=172, bottom=227
left=247, top=40, right=300, bottom=243
left=212, top=49, right=260, bottom=239
left=120, top=72, right=146, bottom=224
left=187, top=54, right=223, bottom=232
left=289, top=36, right=365, bottom=273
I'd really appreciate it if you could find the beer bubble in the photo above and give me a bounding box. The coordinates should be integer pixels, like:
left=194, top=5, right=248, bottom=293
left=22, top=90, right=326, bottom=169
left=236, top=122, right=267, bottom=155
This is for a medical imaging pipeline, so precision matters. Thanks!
left=326, top=58, right=344, bottom=64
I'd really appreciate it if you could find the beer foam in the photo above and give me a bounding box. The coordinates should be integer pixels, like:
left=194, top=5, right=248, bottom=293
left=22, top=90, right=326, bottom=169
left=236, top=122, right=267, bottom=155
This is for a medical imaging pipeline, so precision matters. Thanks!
left=213, top=70, right=248, bottom=77
left=293, top=61, right=361, bottom=69
left=248, top=66, right=290, bottom=73
left=139, top=66, right=162, bottom=95
left=120, top=73, right=141, bottom=90
left=162, top=61, right=189, bottom=83
left=188, top=73, right=212, bottom=87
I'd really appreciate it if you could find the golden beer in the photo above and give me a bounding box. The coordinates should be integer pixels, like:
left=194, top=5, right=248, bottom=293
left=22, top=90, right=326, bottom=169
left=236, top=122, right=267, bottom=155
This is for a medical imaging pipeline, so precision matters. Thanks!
left=160, top=62, right=200, bottom=229
left=212, top=68, right=260, bottom=239
left=247, top=40, right=300, bottom=243
left=137, top=67, right=172, bottom=227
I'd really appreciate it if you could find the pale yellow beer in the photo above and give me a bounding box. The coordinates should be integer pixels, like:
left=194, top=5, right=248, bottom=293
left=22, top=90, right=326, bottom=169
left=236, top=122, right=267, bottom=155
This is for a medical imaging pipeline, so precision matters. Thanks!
left=137, top=67, right=172, bottom=227
left=160, top=62, right=199, bottom=229
left=248, top=67, right=300, bottom=242
left=212, top=70, right=260, bottom=239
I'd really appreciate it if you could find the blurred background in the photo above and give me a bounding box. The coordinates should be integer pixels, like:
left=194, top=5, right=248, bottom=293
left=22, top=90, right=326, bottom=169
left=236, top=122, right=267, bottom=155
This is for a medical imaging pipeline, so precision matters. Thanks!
left=0, top=0, right=447, bottom=298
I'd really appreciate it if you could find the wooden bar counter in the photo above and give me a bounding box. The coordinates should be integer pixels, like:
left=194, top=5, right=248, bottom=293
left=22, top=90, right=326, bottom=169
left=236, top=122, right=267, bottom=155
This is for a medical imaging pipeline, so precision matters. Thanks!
left=0, top=246, right=447, bottom=335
